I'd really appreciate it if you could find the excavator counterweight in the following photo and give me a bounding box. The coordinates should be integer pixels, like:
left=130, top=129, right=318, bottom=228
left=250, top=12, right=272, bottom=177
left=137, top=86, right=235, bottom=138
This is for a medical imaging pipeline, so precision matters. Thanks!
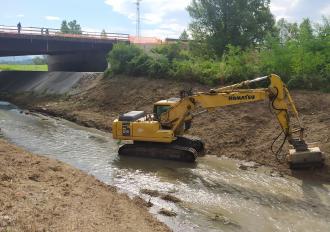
left=112, top=74, right=325, bottom=169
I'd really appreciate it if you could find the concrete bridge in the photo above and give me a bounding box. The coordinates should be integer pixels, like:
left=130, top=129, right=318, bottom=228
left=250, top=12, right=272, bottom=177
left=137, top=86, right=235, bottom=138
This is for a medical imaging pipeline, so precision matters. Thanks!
left=0, top=25, right=129, bottom=72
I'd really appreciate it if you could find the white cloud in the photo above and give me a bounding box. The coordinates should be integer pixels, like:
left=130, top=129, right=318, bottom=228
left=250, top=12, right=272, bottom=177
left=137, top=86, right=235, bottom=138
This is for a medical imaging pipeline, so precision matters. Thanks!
left=321, top=4, right=330, bottom=16
left=16, top=14, right=24, bottom=18
left=105, top=0, right=330, bottom=39
left=270, top=0, right=300, bottom=20
left=104, top=0, right=190, bottom=38
left=105, top=0, right=190, bottom=24
left=143, top=21, right=186, bottom=39
left=271, top=0, right=330, bottom=22
left=45, top=16, right=60, bottom=21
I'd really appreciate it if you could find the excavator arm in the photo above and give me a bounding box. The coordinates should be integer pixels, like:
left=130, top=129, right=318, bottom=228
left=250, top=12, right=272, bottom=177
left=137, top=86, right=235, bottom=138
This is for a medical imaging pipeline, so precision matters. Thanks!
left=160, top=74, right=300, bottom=140
left=194, top=74, right=303, bottom=140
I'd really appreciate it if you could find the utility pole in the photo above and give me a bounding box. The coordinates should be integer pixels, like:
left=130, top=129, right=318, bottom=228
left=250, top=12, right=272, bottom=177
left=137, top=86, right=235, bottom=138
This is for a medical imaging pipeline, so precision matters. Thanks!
left=136, top=0, right=142, bottom=39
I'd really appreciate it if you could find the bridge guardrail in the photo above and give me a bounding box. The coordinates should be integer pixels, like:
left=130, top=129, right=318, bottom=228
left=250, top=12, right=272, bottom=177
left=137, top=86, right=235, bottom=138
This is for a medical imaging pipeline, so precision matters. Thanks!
left=0, top=25, right=129, bottom=41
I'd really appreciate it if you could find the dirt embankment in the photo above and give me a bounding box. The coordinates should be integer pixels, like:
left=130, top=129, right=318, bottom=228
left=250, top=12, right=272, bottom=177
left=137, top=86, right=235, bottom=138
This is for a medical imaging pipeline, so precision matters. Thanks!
left=0, top=139, right=170, bottom=232
left=2, top=74, right=330, bottom=179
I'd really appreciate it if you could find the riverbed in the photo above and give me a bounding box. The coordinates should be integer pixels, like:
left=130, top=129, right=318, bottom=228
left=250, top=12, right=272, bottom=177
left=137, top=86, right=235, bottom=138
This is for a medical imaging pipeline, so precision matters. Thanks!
left=0, top=102, right=329, bottom=232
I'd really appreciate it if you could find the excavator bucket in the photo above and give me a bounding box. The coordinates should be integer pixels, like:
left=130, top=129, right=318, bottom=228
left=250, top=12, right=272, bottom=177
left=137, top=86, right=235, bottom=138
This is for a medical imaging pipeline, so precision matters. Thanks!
left=287, top=140, right=325, bottom=169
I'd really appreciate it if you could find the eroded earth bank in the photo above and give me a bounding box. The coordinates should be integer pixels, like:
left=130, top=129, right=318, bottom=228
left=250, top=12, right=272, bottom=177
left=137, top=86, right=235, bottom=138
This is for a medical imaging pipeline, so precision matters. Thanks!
left=0, top=139, right=169, bottom=231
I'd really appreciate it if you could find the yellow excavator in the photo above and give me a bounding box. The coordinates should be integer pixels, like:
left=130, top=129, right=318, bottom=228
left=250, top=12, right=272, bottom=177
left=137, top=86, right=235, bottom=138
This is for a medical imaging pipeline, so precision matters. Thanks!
left=112, top=74, right=324, bottom=169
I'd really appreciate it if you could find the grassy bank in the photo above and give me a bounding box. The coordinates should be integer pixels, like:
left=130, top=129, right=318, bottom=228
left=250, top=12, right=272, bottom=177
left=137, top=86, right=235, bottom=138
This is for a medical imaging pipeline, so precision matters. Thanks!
left=0, top=64, right=48, bottom=71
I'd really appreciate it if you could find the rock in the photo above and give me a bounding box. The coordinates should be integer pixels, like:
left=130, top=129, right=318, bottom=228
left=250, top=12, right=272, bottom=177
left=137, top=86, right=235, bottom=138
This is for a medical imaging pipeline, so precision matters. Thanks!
left=239, top=165, right=248, bottom=170
left=160, top=194, right=182, bottom=203
left=133, top=196, right=153, bottom=208
left=213, top=214, right=241, bottom=229
left=140, top=189, right=160, bottom=197
left=28, top=173, right=40, bottom=182
left=239, top=161, right=260, bottom=171
left=0, top=215, right=14, bottom=227
left=0, top=174, right=12, bottom=182
left=158, top=208, right=177, bottom=217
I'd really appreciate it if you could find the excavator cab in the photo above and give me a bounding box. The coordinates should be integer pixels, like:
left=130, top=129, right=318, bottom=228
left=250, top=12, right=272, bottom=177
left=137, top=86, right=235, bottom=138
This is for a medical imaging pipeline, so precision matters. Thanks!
left=153, top=105, right=170, bottom=121
left=153, top=98, right=193, bottom=132
left=153, top=98, right=180, bottom=121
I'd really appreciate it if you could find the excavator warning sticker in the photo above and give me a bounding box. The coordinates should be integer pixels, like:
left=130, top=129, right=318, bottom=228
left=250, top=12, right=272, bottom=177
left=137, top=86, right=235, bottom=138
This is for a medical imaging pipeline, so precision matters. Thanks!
left=228, top=95, right=256, bottom=101
left=122, top=123, right=131, bottom=136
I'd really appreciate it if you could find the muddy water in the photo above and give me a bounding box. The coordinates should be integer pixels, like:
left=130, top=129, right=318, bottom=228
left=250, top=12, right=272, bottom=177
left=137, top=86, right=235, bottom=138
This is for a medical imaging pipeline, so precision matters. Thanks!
left=0, top=102, right=329, bottom=232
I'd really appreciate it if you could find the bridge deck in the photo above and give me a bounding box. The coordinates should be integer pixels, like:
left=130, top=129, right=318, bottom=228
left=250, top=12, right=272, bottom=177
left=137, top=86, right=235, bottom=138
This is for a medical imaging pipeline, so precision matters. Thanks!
left=0, top=25, right=129, bottom=43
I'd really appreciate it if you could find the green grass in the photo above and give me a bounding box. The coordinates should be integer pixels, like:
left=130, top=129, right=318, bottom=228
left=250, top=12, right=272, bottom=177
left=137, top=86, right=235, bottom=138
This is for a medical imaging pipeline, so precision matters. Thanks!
left=0, top=64, right=48, bottom=71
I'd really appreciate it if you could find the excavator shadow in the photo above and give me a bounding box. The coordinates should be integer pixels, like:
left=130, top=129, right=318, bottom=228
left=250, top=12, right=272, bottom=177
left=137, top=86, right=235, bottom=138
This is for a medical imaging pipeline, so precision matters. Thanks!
left=291, top=169, right=330, bottom=205
left=113, top=155, right=198, bottom=173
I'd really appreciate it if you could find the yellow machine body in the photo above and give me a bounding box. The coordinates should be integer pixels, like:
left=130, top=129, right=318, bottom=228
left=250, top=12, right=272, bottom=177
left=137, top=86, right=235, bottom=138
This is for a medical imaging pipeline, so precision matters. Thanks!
left=112, top=120, right=174, bottom=143
left=112, top=99, right=179, bottom=143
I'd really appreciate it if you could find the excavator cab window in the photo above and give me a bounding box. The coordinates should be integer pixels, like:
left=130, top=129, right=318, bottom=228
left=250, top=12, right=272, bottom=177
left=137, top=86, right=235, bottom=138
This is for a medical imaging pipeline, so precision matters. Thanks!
left=153, top=105, right=170, bottom=121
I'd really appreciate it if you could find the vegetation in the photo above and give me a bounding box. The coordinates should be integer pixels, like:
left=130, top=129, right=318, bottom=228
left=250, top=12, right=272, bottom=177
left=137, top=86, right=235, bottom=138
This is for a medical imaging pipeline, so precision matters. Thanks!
left=179, top=30, right=189, bottom=40
left=60, top=20, right=82, bottom=34
left=106, top=0, right=330, bottom=92
left=32, top=56, right=47, bottom=65
left=101, top=29, right=107, bottom=37
left=187, top=0, right=275, bottom=57
left=0, top=64, right=48, bottom=71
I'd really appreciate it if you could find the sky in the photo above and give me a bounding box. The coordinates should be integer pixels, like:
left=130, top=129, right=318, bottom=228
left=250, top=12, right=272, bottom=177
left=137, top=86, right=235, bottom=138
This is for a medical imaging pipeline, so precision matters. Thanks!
left=1, top=0, right=330, bottom=39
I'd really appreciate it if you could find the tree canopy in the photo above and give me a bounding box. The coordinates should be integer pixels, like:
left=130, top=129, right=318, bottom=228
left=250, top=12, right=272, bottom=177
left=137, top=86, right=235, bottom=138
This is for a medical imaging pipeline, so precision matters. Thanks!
left=179, top=30, right=189, bottom=40
left=32, top=56, right=47, bottom=65
left=187, top=0, right=275, bottom=56
left=60, top=20, right=82, bottom=34
left=101, top=29, right=107, bottom=37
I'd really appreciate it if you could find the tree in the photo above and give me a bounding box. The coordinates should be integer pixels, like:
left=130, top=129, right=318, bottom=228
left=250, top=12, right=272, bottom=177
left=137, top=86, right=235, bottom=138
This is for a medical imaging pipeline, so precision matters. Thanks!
left=101, top=29, right=107, bottom=37
left=60, top=20, right=82, bottom=34
left=32, top=56, right=47, bottom=65
left=60, top=20, right=70, bottom=33
left=298, top=18, right=314, bottom=42
left=276, top=18, right=299, bottom=43
left=317, top=16, right=330, bottom=38
left=179, top=30, right=189, bottom=40
left=68, top=20, right=82, bottom=34
left=187, top=0, right=275, bottom=57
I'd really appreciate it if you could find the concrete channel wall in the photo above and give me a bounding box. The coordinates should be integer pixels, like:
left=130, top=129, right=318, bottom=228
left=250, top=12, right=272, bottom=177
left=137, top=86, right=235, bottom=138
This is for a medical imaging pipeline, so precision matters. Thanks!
left=0, top=71, right=100, bottom=94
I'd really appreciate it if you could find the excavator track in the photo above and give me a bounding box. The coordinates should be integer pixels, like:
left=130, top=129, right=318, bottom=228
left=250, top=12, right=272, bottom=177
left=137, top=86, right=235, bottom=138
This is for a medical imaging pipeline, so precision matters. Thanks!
left=176, top=135, right=205, bottom=156
left=118, top=136, right=205, bottom=162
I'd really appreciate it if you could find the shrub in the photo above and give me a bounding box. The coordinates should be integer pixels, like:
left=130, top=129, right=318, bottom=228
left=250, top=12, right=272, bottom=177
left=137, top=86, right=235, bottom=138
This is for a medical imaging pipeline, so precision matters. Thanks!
left=151, top=43, right=187, bottom=62
left=106, top=18, right=330, bottom=93
left=107, top=43, right=144, bottom=75
left=128, top=53, right=151, bottom=76
left=222, top=45, right=261, bottom=83
left=148, top=55, right=170, bottom=78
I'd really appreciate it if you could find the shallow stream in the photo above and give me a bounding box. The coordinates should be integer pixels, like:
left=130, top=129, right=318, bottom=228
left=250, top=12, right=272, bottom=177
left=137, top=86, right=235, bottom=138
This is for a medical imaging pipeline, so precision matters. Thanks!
left=0, top=102, right=329, bottom=232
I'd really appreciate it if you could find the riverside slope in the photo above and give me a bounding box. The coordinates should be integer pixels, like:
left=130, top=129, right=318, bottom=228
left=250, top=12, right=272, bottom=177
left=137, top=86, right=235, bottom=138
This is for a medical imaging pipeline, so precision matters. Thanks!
left=0, top=139, right=169, bottom=231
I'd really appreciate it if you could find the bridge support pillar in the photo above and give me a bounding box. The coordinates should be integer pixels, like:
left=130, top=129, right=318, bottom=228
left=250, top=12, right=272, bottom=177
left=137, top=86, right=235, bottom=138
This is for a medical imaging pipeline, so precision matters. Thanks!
left=48, top=51, right=109, bottom=72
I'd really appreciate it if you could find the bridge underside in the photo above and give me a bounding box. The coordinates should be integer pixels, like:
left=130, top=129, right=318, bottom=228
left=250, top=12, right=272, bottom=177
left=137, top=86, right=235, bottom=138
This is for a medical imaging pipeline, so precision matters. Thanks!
left=47, top=51, right=109, bottom=72
left=0, top=33, right=122, bottom=72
